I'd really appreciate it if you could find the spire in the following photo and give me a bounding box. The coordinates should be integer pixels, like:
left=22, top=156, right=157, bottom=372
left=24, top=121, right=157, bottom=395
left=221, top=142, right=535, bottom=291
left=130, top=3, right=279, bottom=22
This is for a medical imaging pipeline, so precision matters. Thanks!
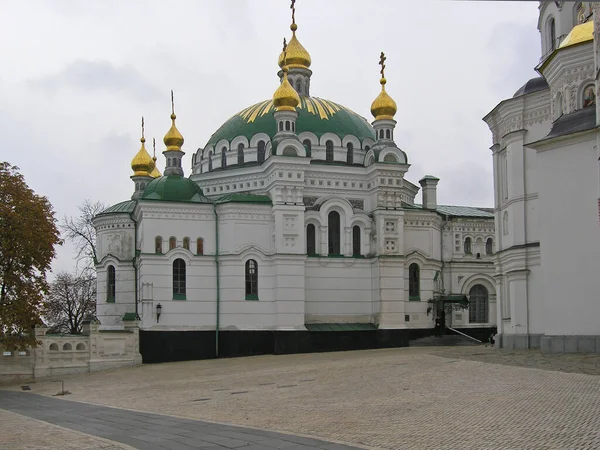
left=150, top=137, right=162, bottom=178
left=163, top=90, right=184, bottom=151
left=131, top=116, right=154, bottom=177
left=370, top=52, right=398, bottom=121
left=273, top=38, right=301, bottom=112
left=277, top=0, right=311, bottom=70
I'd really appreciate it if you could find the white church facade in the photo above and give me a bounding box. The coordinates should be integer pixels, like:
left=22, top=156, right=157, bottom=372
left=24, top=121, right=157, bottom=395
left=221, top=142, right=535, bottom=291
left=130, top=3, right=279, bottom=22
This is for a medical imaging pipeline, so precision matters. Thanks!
left=93, top=5, right=496, bottom=361
left=484, top=1, right=600, bottom=353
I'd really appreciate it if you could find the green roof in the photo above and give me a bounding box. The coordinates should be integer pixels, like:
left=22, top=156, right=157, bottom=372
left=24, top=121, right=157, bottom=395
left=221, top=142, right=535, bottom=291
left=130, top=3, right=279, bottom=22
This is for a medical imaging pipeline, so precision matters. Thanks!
left=206, top=97, right=376, bottom=148
left=215, top=193, right=272, bottom=205
left=404, top=203, right=494, bottom=218
left=97, top=200, right=137, bottom=216
left=305, top=323, right=378, bottom=332
left=141, top=175, right=211, bottom=203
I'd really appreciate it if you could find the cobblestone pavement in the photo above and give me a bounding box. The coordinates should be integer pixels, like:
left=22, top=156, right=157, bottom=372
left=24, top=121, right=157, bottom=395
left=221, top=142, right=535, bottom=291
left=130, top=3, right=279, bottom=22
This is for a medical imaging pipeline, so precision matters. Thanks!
left=0, top=409, right=133, bottom=450
left=0, top=391, right=362, bottom=450
left=3, top=346, right=600, bottom=449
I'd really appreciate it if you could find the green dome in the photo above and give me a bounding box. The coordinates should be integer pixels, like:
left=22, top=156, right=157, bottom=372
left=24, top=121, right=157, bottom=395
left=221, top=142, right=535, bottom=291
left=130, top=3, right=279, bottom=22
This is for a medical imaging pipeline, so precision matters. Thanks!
left=141, top=174, right=210, bottom=203
left=206, top=97, right=375, bottom=148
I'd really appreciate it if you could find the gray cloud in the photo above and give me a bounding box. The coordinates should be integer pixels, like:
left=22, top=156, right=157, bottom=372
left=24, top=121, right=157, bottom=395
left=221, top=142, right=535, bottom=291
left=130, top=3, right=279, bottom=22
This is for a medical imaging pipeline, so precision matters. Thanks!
left=29, top=60, right=161, bottom=102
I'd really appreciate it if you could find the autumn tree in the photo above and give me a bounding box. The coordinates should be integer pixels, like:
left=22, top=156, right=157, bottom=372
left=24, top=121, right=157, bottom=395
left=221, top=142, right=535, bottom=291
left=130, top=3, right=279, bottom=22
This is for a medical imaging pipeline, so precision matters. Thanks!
left=46, top=272, right=96, bottom=334
left=60, top=199, right=106, bottom=274
left=0, top=162, right=61, bottom=350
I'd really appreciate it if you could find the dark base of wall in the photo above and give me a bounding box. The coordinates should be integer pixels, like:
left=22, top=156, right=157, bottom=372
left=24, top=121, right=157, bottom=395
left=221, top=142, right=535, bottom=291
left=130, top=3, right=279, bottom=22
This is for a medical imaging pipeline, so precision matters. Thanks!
left=139, top=329, right=414, bottom=364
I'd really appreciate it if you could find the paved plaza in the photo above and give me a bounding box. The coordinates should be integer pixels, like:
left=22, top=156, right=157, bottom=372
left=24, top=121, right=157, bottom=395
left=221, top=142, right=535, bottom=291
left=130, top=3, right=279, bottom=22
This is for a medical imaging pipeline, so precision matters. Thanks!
left=2, top=346, right=600, bottom=449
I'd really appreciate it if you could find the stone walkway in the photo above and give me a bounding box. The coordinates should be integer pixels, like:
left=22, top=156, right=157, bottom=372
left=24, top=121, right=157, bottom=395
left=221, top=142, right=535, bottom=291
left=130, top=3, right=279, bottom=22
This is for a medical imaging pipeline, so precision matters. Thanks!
left=0, top=391, right=364, bottom=450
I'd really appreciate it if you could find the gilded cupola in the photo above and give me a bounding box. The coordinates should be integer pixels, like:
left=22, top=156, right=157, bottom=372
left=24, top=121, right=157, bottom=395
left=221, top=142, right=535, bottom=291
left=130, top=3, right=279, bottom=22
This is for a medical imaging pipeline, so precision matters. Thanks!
left=277, top=0, right=311, bottom=70
left=163, top=91, right=184, bottom=151
left=273, top=38, right=301, bottom=112
left=150, top=138, right=162, bottom=178
left=131, top=117, right=154, bottom=177
left=370, top=52, right=398, bottom=121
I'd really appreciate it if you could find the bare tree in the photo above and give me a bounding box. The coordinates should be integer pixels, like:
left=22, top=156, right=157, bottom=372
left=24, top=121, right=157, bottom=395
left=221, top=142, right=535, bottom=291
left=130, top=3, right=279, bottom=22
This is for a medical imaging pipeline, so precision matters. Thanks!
left=61, top=200, right=107, bottom=274
left=46, top=272, right=96, bottom=334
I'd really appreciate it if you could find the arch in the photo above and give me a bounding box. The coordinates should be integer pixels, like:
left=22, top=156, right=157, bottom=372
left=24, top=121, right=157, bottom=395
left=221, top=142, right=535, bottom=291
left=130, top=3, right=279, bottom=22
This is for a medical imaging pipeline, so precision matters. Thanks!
left=196, top=238, right=204, bottom=255
left=342, top=134, right=361, bottom=149
left=468, top=284, right=489, bottom=323
left=380, top=147, right=407, bottom=164
left=328, top=210, right=341, bottom=255
left=464, top=237, right=472, bottom=254
left=107, top=265, right=116, bottom=302
left=245, top=259, right=258, bottom=299
left=297, top=131, right=318, bottom=147
left=221, top=148, right=227, bottom=168
left=250, top=133, right=271, bottom=148
left=76, top=343, right=86, bottom=351
left=257, top=140, right=266, bottom=163
left=362, top=137, right=375, bottom=150
left=169, top=237, right=177, bottom=251
left=173, top=258, right=186, bottom=298
left=486, top=238, right=494, bottom=255
left=547, top=16, right=556, bottom=51
left=183, top=237, right=190, bottom=251
left=275, top=138, right=306, bottom=157
left=315, top=197, right=355, bottom=222
left=409, top=263, right=420, bottom=299
left=383, top=153, right=397, bottom=163
left=282, top=147, right=297, bottom=156
left=346, top=142, right=354, bottom=164
left=306, top=223, right=317, bottom=256
left=155, top=236, right=163, bottom=254
left=215, top=140, right=229, bottom=154
left=580, top=82, right=596, bottom=109
left=237, top=143, right=245, bottom=164
left=62, top=343, right=72, bottom=351
left=49, top=343, right=58, bottom=351
left=325, top=140, right=334, bottom=162
left=352, top=225, right=361, bottom=256
left=318, top=133, right=342, bottom=147
left=303, top=139, right=312, bottom=158
left=230, top=135, right=249, bottom=151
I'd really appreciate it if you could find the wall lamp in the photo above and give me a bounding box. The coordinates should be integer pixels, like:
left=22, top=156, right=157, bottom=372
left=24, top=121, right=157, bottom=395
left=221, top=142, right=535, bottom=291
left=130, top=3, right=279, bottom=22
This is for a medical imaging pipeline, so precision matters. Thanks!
left=156, top=303, right=162, bottom=323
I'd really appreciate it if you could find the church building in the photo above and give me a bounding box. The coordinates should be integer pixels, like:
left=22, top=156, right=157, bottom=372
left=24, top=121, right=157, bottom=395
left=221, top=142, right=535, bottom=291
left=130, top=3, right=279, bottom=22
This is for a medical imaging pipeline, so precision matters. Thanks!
left=484, top=1, right=600, bottom=353
left=93, top=4, right=496, bottom=362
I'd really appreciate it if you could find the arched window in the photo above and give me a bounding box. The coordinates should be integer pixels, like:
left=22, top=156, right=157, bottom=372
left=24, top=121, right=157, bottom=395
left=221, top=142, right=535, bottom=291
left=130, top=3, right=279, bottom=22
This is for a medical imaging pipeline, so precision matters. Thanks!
left=208, top=152, right=213, bottom=171
left=167, top=158, right=172, bottom=167
left=169, top=237, right=176, bottom=250
left=279, top=122, right=283, bottom=132
left=485, top=238, right=493, bottom=255
left=379, top=130, right=384, bottom=139
left=257, top=141, right=266, bottom=163
left=173, top=258, right=186, bottom=299
left=549, top=17, right=556, bottom=50
left=237, top=143, right=244, bottom=164
left=245, top=259, right=258, bottom=299
left=469, top=284, right=489, bottom=323
left=386, top=129, right=391, bottom=139
left=107, top=265, right=116, bottom=302
left=409, top=263, right=420, bottom=299
left=183, top=237, right=190, bottom=251
left=352, top=225, right=361, bottom=256
left=306, top=224, right=316, bottom=255
left=303, top=139, right=312, bottom=157
left=464, top=237, right=472, bottom=254
left=328, top=211, right=341, bottom=255
left=197, top=238, right=204, bottom=255
left=346, top=143, right=354, bottom=164
left=555, top=92, right=563, bottom=117
left=285, top=121, right=290, bottom=131
left=221, top=147, right=227, bottom=168
left=155, top=236, right=163, bottom=254
left=326, top=140, right=334, bottom=162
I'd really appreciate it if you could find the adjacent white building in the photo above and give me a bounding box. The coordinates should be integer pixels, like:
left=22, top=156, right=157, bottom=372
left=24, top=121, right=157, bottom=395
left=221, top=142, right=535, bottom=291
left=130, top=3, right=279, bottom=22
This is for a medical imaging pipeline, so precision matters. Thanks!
left=93, top=9, right=496, bottom=360
left=484, top=1, right=600, bottom=353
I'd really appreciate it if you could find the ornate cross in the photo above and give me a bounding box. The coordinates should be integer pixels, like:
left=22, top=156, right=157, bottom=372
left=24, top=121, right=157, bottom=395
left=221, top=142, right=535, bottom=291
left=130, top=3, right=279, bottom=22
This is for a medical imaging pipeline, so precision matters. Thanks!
left=141, top=116, right=145, bottom=140
left=379, top=52, right=386, bottom=78
left=170, top=90, right=175, bottom=115
left=282, top=37, right=288, bottom=66
left=291, top=0, right=296, bottom=25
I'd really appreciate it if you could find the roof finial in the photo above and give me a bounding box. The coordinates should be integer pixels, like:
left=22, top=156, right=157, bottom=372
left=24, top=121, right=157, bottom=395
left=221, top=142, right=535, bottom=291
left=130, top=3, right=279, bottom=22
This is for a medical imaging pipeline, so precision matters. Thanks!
left=290, top=0, right=296, bottom=31
left=152, top=137, right=156, bottom=158
left=150, top=137, right=162, bottom=178
left=379, top=51, right=387, bottom=85
left=170, top=90, right=175, bottom=118
left=282, top=37, right=288, bottom=69
left=141, top=116, right=146, bottom=143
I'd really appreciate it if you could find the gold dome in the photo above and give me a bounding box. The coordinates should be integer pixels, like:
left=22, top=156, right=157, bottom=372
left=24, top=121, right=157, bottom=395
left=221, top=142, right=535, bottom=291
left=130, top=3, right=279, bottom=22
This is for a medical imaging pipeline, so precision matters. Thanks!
left=150, top=156, right=162, bottom=178
left=273, top=65, right=300, bottom=112
left=163, top=113, right=184, bottom=151
left=371, top=52, right=397, bottom=121
left=131, top=118, right=153, bottom=177
left=277, top=25, right=311, bottom=70
left=558, top=20, right=593, bottom=49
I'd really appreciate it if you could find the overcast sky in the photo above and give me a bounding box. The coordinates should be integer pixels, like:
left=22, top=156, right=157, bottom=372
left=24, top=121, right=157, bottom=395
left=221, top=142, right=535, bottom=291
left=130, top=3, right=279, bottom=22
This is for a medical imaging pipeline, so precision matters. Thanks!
left=0, top=0, right=540, bottom=275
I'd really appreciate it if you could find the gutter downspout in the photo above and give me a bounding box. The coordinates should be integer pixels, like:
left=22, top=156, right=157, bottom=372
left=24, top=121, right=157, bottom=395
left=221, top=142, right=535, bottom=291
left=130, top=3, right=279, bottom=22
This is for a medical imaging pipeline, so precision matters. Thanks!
left=129, top=211, right=139, bottom=320
left=213, top=203, right=220, bottom=357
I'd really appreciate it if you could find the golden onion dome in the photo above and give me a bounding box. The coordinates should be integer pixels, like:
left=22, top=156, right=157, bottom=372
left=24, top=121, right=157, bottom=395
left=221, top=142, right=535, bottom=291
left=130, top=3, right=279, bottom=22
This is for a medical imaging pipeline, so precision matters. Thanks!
left=163, top=113, right=184, bottom=151
left=131, top=136, right=154, bottom=177
left=558, top=20, right=593, bottom=49
left=273, top=65, right=300, bottom=112
left=277, top=23, right=311, bottom=70
left=371, top=77, right=397, bottom=121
